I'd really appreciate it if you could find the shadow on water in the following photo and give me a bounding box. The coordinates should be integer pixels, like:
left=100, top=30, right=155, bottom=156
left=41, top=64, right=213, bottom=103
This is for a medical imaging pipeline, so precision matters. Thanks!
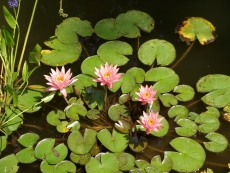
left=1, top=0, right=230, bottom=172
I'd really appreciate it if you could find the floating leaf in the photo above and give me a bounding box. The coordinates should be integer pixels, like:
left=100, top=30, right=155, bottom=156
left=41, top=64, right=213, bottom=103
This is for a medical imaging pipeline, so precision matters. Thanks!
left=204, top=132, right=228, bottom=152
left=17, top=133, right=39, bottom=147
left=168, top=105, right=189, bottom=122
left=46, top=143, right=68, bottom=164
left=129, top=136, right=148, bottom=152
left=0, top=136, right=7, bottom=153
left=97, top=128, right=129, bottom=152
left=121, top=74, right=136, bottom=93
left=83, top=87, right=104, bottom=110
left=67, top=129, right=97, bottom=154
left=173, top=85, right=195, bottom=101
left=94, top=18, right=122, bottom=40
left=87, top=109, right=100, bottom=120
left=97, top=41, right=132, bottom=66
left=34, top=138, right=55, bottom=160
left=55, top=17, right=93, bottom=44
left=65, top=102, right=87, bottom=119
left=118, top=94, right=130, bottom=104
left=56, top=121, right=70, bottom=133
left=73, top=74, right=97, bottom=94
left=70, top=152, right=91, bottom=165
left=165, top=137, right=206, bottom=172
left=54, top=160, right=76, bottom=173
left=145, top=67, right=179, bottom=93
left=126, top=67, right=145, bottom=84
left=150, top=155, right=172, bottom=172
left=138, top=39, right=176, bottom=66
left=175, top=17, right=216, bottom=45
left=117, top=152, right=135, bottom=171
left=16, top=147, right=37, bottom=163
left=115, top=10, right=154, bottom=38
left=41, top=37, right=82, bottom=66
left=135, top=159, right=151, bottom=170
left=175, top=118, right=197, bottom=137
left=0, top=154, right=19, bottom=173
left=40, top=160, right=55, bottom=173
left=108, top=104, right=130, bottom=121
left=46, top=110, right=66, bottom=126
left=159, top=93, right=178, bottom=107
left=85, top=153, right=119, bottom=173
left=67, top=121, right=81, bottom=132
left=196, top=74, right=230, bottom=108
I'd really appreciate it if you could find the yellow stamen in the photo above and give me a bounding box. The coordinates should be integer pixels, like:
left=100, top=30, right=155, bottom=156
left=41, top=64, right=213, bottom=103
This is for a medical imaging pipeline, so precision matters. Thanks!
left=143, top=92, right=150, bottom=98
left=148, top=119, right=154, bottom=125
left=104, top=71, right=111, bottom=78
left=56, top=75, right=64, bottom=82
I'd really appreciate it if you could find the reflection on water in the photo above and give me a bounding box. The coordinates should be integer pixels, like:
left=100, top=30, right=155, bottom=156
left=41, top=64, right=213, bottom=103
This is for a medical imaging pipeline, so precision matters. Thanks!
left=1, top=0, right=230, bottom=172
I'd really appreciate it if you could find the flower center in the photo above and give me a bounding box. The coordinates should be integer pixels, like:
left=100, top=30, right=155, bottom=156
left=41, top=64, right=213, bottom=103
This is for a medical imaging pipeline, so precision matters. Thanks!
left=104, top=71, right=111, bottom=78
left=56, top=75, right=64, bottom=82
left=143, top=92, right=150, bottom=98
left=148, top=119, right=154, bottom=125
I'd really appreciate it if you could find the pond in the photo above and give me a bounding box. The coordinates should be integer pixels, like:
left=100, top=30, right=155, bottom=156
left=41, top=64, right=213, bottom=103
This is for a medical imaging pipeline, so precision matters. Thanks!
left=0, top=0, right=230, bottom=172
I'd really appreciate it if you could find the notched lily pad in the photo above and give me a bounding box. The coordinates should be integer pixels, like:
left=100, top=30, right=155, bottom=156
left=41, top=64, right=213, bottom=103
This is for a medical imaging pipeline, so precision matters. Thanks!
left=176, top=118, right=197, bottom=137
left=159, top=93, right=178, bottom=107
left=108, top=104, right=130, bottom=121
left=150, top=155, right=172, bottom=172
left=173, top=85, right=195, bottom=101
left=17, top=133, right=39, bottom=147
left=175, top=17, right=217, bottom=45
left=16, top=147, right=37, bottom=164
left=126, top=67, right=145, bottom=84
left=168, top=105, right=189, bottom=122
left=129, top=136, right=148, bottom=152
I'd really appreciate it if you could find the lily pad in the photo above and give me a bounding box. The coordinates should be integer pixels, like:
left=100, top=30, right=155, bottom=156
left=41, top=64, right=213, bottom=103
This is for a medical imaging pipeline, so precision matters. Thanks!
left=46, top=110, right=66, bottom=126
left=114, top=119, right=131, bottom=134
left=196, top=74, right=230, bottom=108
left=117, top=152, right=135, bottom=171
left=85, top=153, right=119, bottom=173
left=55, top=17, right=94, bottom=44
left=150, top=155, right=172, bottom=172
left=138, top=39, right=176, bottom=66
left=46, top=143, right=68, bottom=164
left=168, top=105, right=189, bottom=122
left=97, top=41, right=132, bottom=66
left=87, top=109, right=100, bottom=120
left=97, top=128, right=129, bottom=153
left=108, top=104, right=130, bottom=121
left=126, top=67, right=145, bottom=84
left=0, top=135, right=7, bottom=152
left=34, top=138, right=55, bottom=160
left=145, top=67, right=179, bottom=93
left=40, top=160, right=55, bottom=173
left=65, top=102, right=87, bottom=119
left=70, top=152, right=91, bottom=165
left=54, top=160, right=76, bottom=173
left=135, top=159, right=151, bottom=170
left=129, top=136, right=148, bottom=152
left=16, top=147, right=37, bottom=163
left=83, top=87, right=104, bottom=110
left=159, top=93, right=178, bottom=107
left=203, top=132, right=228, bottom=152
left=0, top=154, right=19, bottom=173
left=165, top=137, right=206, bottom=172
left=67, top=129, right=97, bottom=154
left=41, top=37, right=82, bottom=66
left=121, top=73, right=136, bottom=93
left=173, top=85, right=195, bottom=101
left=17, top=133, right=39, bottom=147
left=115, top=10, right=154, bottom=38
left=175, top=17, right=216, bottom=45
left=94, top=18, right=122, bottom=40
left=118, top=94, right=130, bottom=104
left=73, top=74, right=97, bottom=94
left=175, top=118, right=197, bottom=137
left=56, top=121, right=70, bottom=133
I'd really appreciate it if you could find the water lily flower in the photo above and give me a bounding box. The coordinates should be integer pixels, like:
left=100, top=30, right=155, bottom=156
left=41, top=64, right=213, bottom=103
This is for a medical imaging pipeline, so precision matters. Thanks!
left=8, top=0, right=18, bottom=8
left=136, top=85, right=157, bottom=105
left=93, top=62, right=122, bottom=88
left=44, top=66, right=77, bottom=97
left=137, top=111, right=164, bottom=134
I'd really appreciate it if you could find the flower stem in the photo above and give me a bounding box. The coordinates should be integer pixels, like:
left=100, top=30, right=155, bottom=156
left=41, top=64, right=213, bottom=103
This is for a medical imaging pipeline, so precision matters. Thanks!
left=104, top=85, right=108, bottom=108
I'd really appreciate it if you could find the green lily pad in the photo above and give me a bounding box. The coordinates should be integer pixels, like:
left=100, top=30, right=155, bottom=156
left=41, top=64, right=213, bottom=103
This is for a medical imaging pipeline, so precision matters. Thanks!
left=40, top=160, right=55, bottom=173
left=55, top=17, right=94, bottom=44
left=188, top=112, right=199, bottom=121
left=108, top=104, right=130, bottom=121
left=126, top=67, right=145, bottom=84
left=97, top=128, right=129, bottom=153
left=159, top=93, right=178, bottom=107
left=46, top=110, right=66, bottom=126
left=46, top=143, right=68, bottom=164
left=175, top=118, right=197, bottom=137
left=165, top=137, right=206, bottom=172
left=34, top=138, right=55, bottom=160
left=54, top=160, right=76, bottom=173
left=83, top=87, right=104, bottom=110
left=85, top=152, right=119, bottom=173
left=115, top=10, right=154, bottom=38
left=173, top=85, right=195, bottom=101
left=70, top=152, right=91, bottom=165
left=56, top=121, right=70, bottom=133
left=67, top=121, right=81, bottom=132
left=115, top=119, right=131, bottom=133
left=130, top=84, right=141, bottom=101
left=145, top=67, right=179, bottom=93
left=0, top=135, right=7, bottom=153
left=67, top=129, right=97, bottom=154
left=129, top=136, right=148, bottom=152
left=117, top=152, right=135, bottom=171
left=0, top=154, right=19, bottom=173
left=150, top=155, right=172, bottom=172
left=16, top=147, right=37, bottom=163
left=138, top=39, right=176, bottom=66
left=94, top=18, right=122, bottom=40
left=196, top=74, right=230, bottom=108
left=135, top=159, right=151, bottom=170
left=168, top=105, right=189, bottom=122
left=81, top=55, right=104, bottom=77
left=97, top=41, right=132, bottom=66
left=87, top=109, right=100, bottom=120
left=118, top=94, right=130, bottom=104
left=17, top=133, right=39, bottom=147
left=175, top=17, right=216, bottom=45
left=203, top=132, right=228, bottom=152
left=41, top=37, right=82, bottom=66
left=145, top=166, right=162, bottom=173
left=149, top=99, right=161, bottom=113
left=121, top=73, right=136, bottom=93
left=65, top=102, right=87, bottom=119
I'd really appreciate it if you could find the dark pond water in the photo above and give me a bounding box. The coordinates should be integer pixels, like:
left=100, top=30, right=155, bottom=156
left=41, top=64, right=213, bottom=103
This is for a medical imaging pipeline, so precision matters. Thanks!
left=1, top=0, right=230, bottom=172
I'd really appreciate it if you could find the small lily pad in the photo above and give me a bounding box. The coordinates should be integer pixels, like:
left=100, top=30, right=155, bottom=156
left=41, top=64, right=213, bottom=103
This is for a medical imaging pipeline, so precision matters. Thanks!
left=129, top=136, right=148, bottom=152
left=34, top=138, right=55, bottom=160
left=118, top=94, right=130, bottom=104
left=126, top=67, right=145, bottom=84
left=150, top=155, right=172, bottom=172
left=168, top=105, right=189, bottom=122
left=159, top=93, right=178, bottom=107
left=46, top=143, right=68, bottom=164
left=175, top=118, right=197, bottom=137
left=121, top=73, right=136, bottom=93
left=117, top=152, right=135, bottom=171
left=56, top=121, right=70, bottom=133
left=70, top=152, right=91, bottom=165
left=173, top=85, right=195, bottom=101
left=54, top=160, right=76, bottom=173
left=87, top=109, right=100, bottom=120
left=17, top=133, right=39, bottom=147
left=0, top=136, right=7, bottom=152
left=108, top=104, right=130, bottom=121
left=16, top=147, right=37, bottom=163
left=83, top=87, right=104, bottom=110
left=46, top=110, right=66, bottom=126
left=40, top=160, right=55, bottom=173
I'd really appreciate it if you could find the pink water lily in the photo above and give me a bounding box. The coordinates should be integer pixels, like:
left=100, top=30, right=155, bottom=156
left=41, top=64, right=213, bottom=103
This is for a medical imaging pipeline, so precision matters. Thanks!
left=137, top=111, right=164, bottom=134
left=136, top=85, right=157, bottom=105
left=93, top=62, right=122, bottom=88
left=44, top=66, right=77, bottom=97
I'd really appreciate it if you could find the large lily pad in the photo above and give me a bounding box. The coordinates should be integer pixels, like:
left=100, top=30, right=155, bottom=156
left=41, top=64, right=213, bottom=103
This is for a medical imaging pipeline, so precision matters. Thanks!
left=55, top=17, right=94, bottom=44
left=145, top=67, right=179, bottom=93
left=196, top=74, right=230, bottom=108
left=97, top=41, right=132, bottom=66
left=175, top=17, right=216, bottom=45
left=41, top=37, right=82, bottom=66
left=94, top=18, right=122, bottom=40
left=108, top=104, right=130, bottom=121
left=165, top=137, right=206, bottom=172
left=138, top=39, right=176, bottom=66
left=115, top=10, right=154, bottom=38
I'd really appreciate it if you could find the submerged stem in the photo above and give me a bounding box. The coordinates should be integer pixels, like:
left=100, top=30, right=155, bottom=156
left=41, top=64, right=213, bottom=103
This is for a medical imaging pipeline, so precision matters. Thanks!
left=171, top=41, right=195, bottom=69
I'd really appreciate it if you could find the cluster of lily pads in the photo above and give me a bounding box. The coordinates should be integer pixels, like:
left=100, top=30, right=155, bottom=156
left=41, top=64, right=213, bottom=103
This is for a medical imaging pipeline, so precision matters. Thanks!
left=0, top=2, right=229, bottom=173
